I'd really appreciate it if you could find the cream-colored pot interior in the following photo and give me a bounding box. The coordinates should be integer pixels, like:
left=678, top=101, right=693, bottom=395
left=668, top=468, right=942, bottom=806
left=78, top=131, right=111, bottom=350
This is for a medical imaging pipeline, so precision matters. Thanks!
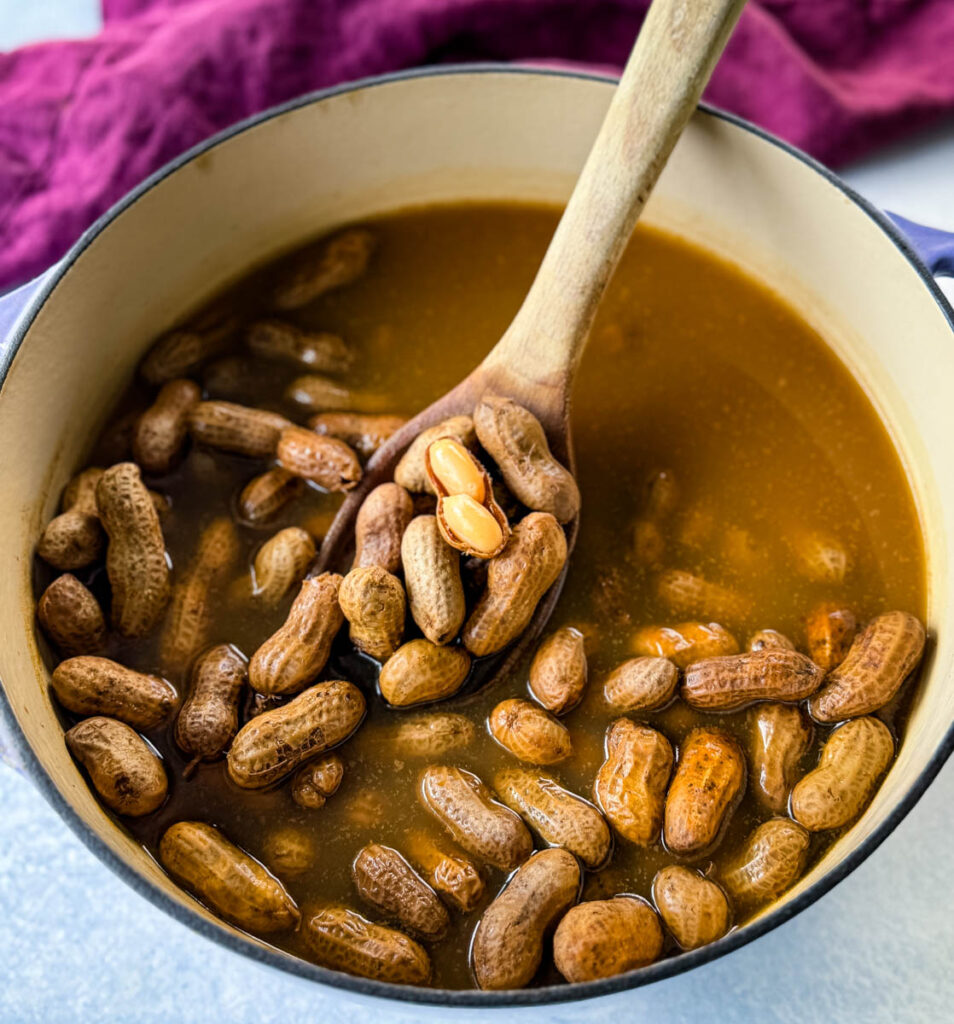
left=1, top=69, right=952, bottom=1005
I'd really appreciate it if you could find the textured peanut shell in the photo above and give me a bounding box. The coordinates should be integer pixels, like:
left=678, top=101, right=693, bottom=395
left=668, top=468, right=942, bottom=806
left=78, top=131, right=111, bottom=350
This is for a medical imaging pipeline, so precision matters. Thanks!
left=246, top=318, right=353, bottom=372
left=748, top=703, right=813, bottom=813
left=37, top=467, right=105, bottom=570
left=419, top=765, right=532, bottom=870
left=378, top=639, right=469, bottom=707
left=160, top=821, right=298, bottom=933
left=277, top=426, right=362, bottom=491
left=188, top=401, right=292, bottom=458
left=748, top=629, right=795, bottom=652
left=252, top=527, right=316, bottom=607
left=603, top=656, right=678, bottom=713
left=529, top=627, right=588, bottom=714
left=97, top=462, right=171, bottom=637
left=338, top=566, right=406, bottom=661
left=227, top=679, right=365, bottom=789
left=404, top=831, right=484, bottom=912
left=262, top=825, right=318, bottom=876
left=463, top=512, right=567, bottom=657
left=352, top=843, right=450, bottom=939
left=594, top=719, right=673, bottom=847
left=354, top=483, right=413, bottom=573
left=393, top=416, right=475, bottom=494
left=388, top=712, right=476, bottom=758
left=401, top=515, right=466, bottom=645
left=473, top=396, right=580, bottom=524
left=66, top=716, right=167, bottom=816
left=309, top=412, right=407, bottom=460
left=791, top=716, right=894, bottom=831
left=291, top=753, right=344, bottom=809
left=302, top=906, right=431, bottom=986
left=237, top=468, right=304, bottom=524
left=132, top=378, right=201, bottom=475
left=553, top=897, right=663, bottom=982
left=489, top=698, right=571, bottom=765
left=809, top=610, right=925, bottom=722
left=652, top=865, right=730, bottom=949
left=53, top=656, right=176, bottom=730
left=175, top=644, right=246, bottom=763
left=495, top=767, right=611, bottom=869
left=788, top=528, right=848, bottom=583
left=472, top=848, right=580, bottom=990
left=37, top=574, right=106, bottom=656
left=720, top=818, right=810, bottom=910
left=656, top=569, right=751, bottom=623
left=803, top=603, right=857, bottom=672
left=160, top=517, right=238, bottom=672
left=249, top=574, right=344, bottom=695
left=272, top=228, right=375, bottom=310
left=284, top=374, right=366, bottom=414
left=140, top=319, right=233, bottom=384
left=664, top=728, right=746, bottom=856
left=682, top=647, right=824, bottom=712
left=631, top=621, right=739, bottom=669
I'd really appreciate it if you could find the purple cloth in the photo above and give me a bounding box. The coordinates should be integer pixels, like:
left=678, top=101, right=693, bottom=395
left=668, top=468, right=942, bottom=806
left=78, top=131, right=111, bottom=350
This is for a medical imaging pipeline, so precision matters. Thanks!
left=1, top=0, right=953, bottom=290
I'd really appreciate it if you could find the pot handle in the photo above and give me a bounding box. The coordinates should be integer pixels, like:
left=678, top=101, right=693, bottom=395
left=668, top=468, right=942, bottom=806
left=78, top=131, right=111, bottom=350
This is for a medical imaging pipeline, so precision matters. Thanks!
left=889, top=214, right=954, bottom=278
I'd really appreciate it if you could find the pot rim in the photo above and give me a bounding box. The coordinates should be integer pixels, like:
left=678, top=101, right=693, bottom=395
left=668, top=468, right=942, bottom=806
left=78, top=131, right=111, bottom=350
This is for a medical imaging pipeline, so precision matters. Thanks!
left=2, top=63, right=953, bottom=1008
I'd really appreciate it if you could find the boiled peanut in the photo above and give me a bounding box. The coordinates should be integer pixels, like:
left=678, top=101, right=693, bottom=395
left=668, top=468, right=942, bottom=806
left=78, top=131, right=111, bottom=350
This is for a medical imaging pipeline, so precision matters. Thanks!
left=664, top=728, right=745, bottom=856
left=272, top=227, right=375, bottom=310
left=748, top=703, right=813, bottom=813
left=804, top=603, right=857, bottom=672
left=52, top=656, right=176, bottom=730
left=302, top=906, right=431, bottom=986
left=419, top=765, right=532, bottom=870
left=245, top=318, right=353, bottom=373
left=227, top=679, right=365, bottom=789
left=284, top=374, right=358, bottom=413
left=188, top=401, right=292, bottom=458
left=262, top=825, right=318, bottom=876
left=393, top=415, right=475, bottom=494
left=339, top=566, right=406, bottom=661
left=553, top=897, right=662, bottom=983
left=175, top=644, right=246, bottom=765
left=603, top=656, right=677, bottom=713
left=471, top=848, right=580, bottom=990
left=682, top=647, right=824, bottom=712
left=237, top=468, right=304, bottom=524
left=437, top=493, right=509, bottom=559
left=720, top=818, right=810, bottom=910
left=474, top=396, right=580, bottom=523
left=594, top=719, right=673, bottom=846
left=37, top=468, right=105, bottom=570
left=401, top=515, right=465, bottom=644
left=132, top=379, right=201, bottom=475
left=489, top=698, right=571, bottom=765
left=352, top=842, right=450, bottom=939
left=252, top=527, right=316, bottom=606
left=37, top=574, right=106, bottom=655
left=495, top=767, right=611, bottom=869
left=387, top=712, right=476, bottom=758
left=249, top=573, right=344, bottom=695
left=632, top=621, right=739, bottom=669
left=788, top=527, right=848, bottom=583
left=276, top=426, right=361, bottom=491
left=528, top=627, right=587, bottom=714
left=310, top=411, right=407, bottom=460
left=652, top=865, right=730, bottom=949
left=66, top=717, right=167, bottom=816
left=809, top=610, right=925, bottom=722
left=463, top=512, right=567, bottom=657
left=97, top=462, right=171, bottom=637
left=159, top=821, right=299, bottom=933
left=291, top=753, right=344, bottom=809
left=791, top=716, right=894, bottom=831
left=160, top=517, right=238, bottom=672
left=342, top=788, right=387, bottom=829
left=748, top=629, right=795, bottom=652
left=379, top=639, right=469, bottom=707
left=354, top=483, right=413, bottom=573
left=657, top=569, right=751, bottom=623
left=140, top=318, right=233, bottom=384
left=404, top=831, right=484, bottom=912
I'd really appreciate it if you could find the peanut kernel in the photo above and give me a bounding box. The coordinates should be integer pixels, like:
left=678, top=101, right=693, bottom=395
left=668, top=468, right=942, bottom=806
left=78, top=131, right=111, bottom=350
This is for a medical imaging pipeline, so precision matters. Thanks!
left=440, top=494, right=503, bottom=557
left=428, top=438, right=485, bottom=502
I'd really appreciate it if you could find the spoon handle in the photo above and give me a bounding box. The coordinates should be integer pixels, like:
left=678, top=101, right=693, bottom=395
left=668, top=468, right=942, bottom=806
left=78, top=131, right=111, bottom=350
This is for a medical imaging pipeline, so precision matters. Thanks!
left=485, top=0, right=746, bottom=395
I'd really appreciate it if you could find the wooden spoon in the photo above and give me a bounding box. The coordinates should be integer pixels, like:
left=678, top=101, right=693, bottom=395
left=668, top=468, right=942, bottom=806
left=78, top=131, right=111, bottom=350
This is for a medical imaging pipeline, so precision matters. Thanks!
left=318, top=0, right=747, bottom=689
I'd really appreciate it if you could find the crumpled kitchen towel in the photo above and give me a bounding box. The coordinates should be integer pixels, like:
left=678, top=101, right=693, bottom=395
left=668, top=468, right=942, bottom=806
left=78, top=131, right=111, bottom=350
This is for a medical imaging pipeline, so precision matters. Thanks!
left=1, top=0, right=952, bottom=290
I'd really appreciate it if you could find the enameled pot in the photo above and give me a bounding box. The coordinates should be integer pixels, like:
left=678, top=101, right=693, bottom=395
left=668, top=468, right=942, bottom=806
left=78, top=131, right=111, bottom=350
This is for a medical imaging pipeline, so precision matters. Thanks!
left=1, top=67, right=954, bottom=1011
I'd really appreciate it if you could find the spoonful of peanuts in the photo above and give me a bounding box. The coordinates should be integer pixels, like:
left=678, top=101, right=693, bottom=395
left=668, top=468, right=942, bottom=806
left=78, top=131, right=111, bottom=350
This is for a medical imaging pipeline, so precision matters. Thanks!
left=311, top=0, right=747, bottom=693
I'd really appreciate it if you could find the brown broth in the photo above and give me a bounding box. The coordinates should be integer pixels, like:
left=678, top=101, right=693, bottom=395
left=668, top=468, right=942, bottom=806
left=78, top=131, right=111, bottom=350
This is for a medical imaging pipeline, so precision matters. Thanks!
left=37, top=203, right=926, bottom=990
